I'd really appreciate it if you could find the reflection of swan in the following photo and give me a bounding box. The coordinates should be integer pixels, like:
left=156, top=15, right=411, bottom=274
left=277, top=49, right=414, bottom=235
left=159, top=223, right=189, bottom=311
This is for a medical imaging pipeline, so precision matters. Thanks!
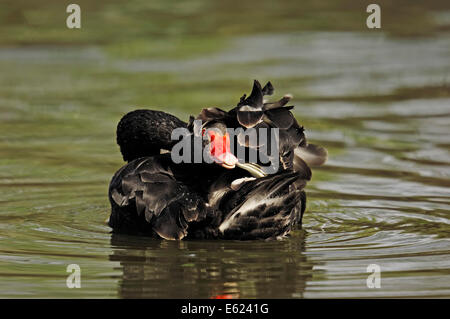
left=109, top=233, right=314, bottom=298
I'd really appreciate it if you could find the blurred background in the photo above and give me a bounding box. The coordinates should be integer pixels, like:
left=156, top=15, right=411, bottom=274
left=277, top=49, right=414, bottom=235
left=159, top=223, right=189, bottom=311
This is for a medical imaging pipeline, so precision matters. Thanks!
left=0, top=0, right=449, bottom=298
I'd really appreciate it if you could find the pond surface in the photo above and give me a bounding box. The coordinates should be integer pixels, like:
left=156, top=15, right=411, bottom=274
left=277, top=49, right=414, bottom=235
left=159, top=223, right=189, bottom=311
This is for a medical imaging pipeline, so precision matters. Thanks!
left=0, top=28, right=449, bottom=297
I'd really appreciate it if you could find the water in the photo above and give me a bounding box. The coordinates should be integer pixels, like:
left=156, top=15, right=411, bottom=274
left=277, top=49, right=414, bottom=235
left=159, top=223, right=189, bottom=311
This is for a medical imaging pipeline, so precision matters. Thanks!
left=1, top=4, right=450, bottom=298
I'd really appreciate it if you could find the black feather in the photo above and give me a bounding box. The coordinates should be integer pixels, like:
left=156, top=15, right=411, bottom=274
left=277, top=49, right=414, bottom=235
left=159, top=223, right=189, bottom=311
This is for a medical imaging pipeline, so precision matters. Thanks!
left=109, top=156, right=212, bottom=240
left=264, top=107, right=295, bottom=129
left=237, top=105, right=264, bottom=128
left=262, top=81, right=274, bottom=96
left=237, top=80, right=264, bottom=108
left=217, top=171, right=305, bottom=240
left=263, top=95, right=292, bottom=110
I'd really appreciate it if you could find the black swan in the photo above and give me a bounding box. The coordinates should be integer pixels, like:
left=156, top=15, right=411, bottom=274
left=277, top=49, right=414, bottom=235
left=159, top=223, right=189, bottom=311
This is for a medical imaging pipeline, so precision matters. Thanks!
left=107, top=81, right=327, bottom=240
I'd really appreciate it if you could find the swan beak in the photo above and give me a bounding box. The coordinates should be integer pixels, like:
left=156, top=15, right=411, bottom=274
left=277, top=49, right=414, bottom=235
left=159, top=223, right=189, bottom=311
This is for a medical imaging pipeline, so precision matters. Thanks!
left=208, top=131, right=239, bottom=169
left=214, top=152, right=239, bottom=169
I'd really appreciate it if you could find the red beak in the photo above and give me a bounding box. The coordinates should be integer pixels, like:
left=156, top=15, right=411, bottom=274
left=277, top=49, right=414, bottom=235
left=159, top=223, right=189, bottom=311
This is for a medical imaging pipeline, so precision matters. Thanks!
left=207, top=130, right=238, bottom=169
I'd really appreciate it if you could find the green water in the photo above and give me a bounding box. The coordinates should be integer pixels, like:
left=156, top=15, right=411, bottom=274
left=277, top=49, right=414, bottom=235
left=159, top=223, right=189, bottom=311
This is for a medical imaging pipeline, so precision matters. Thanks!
left=0, top=1, right=449, bottom=298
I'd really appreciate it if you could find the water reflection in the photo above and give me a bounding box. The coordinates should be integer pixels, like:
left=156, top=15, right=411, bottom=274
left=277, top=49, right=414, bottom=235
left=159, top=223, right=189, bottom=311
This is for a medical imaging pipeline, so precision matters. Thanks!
left=109, top=232, right=314, bottom=298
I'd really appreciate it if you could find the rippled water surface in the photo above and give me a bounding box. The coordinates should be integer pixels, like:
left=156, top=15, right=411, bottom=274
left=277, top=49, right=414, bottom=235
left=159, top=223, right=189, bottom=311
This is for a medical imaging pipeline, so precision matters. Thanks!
left=0, top=2, right=449, bottom=298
